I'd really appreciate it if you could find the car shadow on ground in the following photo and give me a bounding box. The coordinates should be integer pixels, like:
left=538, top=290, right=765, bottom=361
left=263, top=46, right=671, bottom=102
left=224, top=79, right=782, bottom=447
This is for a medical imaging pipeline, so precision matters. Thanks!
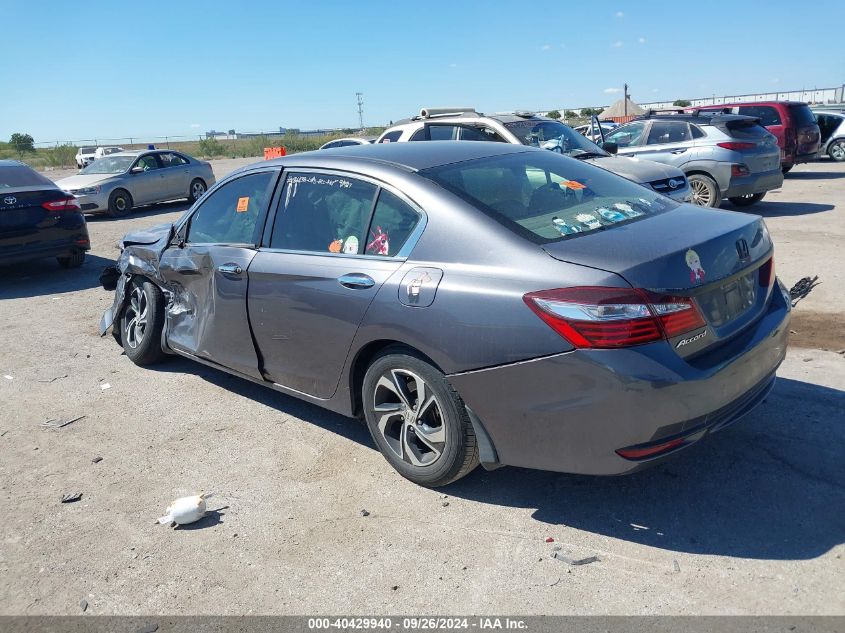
left=741, top=201, right=835, bottom=217
left=444, top=376, right=845, bottom=561
left=143, top=354, right=845, bottom=561
left=84, top=200, right=191, bottom=223
left=0, top=253, right=117, bottom=300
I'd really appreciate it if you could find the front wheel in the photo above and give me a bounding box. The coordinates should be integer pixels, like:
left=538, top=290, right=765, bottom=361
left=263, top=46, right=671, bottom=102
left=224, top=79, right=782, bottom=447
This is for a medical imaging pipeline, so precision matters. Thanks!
left=729, top=192, right=766, bottom=207
left=362, top=349, right=478, bottom=487
left=188, top=178, right=206, bottom=203
left=829, top=140, right=845, bottom=162
left=121, top=278, right=166, bottom=366
left=687, top=173, right=722, bottom=207
left=107, top=189, right=133, bottom=218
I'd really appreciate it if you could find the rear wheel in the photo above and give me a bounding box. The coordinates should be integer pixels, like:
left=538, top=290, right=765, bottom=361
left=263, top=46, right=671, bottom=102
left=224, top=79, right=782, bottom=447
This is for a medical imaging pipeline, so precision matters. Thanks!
left=688, top=174, right=721, bottom=207
left=362, top=349, right=478, bottom=487
left=782, top=162, right=794, bottom=174
left=729, top=192, right=766, bottom=207
left=188, top=178, right=206, bottom=203
left=121, top=278, right=166, bottom=366
left=829, top=140, right=845, bottom=162
left=57, top=250, right=85, bottom=268
left=108, top=189, right=133, bottom=218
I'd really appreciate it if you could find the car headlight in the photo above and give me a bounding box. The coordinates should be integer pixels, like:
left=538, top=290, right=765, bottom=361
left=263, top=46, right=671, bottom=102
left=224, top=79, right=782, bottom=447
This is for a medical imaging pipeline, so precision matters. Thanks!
left=72, top=186, right=101, bottom=195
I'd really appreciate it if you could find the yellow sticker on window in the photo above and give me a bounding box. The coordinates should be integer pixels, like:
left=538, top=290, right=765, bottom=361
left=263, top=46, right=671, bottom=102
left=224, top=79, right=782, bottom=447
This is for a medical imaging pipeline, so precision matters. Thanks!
left=236, top=197, right=249, bottom=213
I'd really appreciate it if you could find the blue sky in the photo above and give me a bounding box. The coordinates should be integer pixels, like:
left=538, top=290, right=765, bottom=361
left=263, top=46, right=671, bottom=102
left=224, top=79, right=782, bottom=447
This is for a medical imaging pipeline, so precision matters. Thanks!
left=2, top=0, right=843, bottom=143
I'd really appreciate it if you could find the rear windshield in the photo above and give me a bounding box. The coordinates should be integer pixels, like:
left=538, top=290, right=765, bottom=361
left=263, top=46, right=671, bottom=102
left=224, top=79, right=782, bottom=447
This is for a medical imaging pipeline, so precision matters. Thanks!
left=789, top=104, right=817, bottom=127
left=79, top=147, right=96, bottom=153
left=0, top=164, right=55, bottom=191
left=421, top=150, right=677, bottom=244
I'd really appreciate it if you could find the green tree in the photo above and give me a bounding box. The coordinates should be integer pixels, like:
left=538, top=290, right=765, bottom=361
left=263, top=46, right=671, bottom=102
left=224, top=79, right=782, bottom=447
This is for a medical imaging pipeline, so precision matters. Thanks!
left=9, top=133, right=34, bottom=156
left=198, top=136, right=225, bottom=157
left=673, top=99, right=691, bottom=107
left=546, top=110, right=561, bottom=120
left=564, top=110, right=577, bottom=119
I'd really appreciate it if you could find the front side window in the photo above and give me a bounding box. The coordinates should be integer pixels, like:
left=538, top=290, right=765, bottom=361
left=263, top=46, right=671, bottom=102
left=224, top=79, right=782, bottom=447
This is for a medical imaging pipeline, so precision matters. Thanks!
left=270, top=173, right=377, bottom=254
left=646, top=121, right=691, bottom=145
left=421, top=151, right=677, bottom=244
left=459, top=126, right=506, bottom=142
left=427, top=125, right=459, bottom=140
left=134, top=155, right=161, bottom=172
left=187, top=171, right=275, bottom=244
left=605, top=121, right=647, bottom=147
left=365, top=190, right=420, bottom=257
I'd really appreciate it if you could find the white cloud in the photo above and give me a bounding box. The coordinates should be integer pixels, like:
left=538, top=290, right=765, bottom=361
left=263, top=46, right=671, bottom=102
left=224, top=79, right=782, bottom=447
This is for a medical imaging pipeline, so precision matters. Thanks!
left=612, top=40, right=624, bottom=48
left=615, top=11, right=624, bottom=17
left=190, top=123, right=200, bottom=128
left=541, top=44, right=551, bottom=50
left=638, top=37, right=646, bottom=44
left=603, top=87, right=622, bottom=94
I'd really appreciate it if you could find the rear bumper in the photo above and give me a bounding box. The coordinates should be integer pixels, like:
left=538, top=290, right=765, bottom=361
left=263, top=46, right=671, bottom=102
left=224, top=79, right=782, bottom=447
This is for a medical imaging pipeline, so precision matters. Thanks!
left=0, top=221, right=91, bottom=266
left=724, top=169, right=784, bottom=197
left=794, top=151, right=819, bottom=164
left=449, top=282, right=790, bottom=475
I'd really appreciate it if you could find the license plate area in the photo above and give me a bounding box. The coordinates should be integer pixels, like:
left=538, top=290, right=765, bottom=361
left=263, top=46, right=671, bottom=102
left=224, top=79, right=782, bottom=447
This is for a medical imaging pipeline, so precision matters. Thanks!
left=698, top=272, right=757, bottom=327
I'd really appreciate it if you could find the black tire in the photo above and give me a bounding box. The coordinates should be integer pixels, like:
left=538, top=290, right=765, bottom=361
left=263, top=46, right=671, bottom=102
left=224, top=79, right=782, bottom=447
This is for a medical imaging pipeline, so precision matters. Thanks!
left=121, top=278, right=166, bottom=366
left=57, top=250, right=85, bottom=269
left=107, top=189, right=133, bottom=218
left=728, top=192, right=766, bottom=207
left=362, top=348, right=478, bottom=487
left=188, top=178, right=207, bottom=203
left=782, top=162, right=794, bottom=174
left=828, top=139, right=845, bottom=162
left=687, top=173, right=722, bottom=208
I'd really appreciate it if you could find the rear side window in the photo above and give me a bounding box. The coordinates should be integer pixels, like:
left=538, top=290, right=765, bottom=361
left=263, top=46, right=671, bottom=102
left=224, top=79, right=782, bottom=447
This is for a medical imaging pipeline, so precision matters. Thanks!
left=646, top=121, right=691, bottom=145
left=271, top=173, right=377, bottom=254
left=0, top=165, right=55, bottom=190
left=365, top=190, right=421, bottom=257
left=379, top=131, right=403, bottom=143
left=459, top=126, right=506, bottom=142
left=427, top=125, right=459, bottom=140
left=188, top=171, right=275, bottom=244
left=409, top=128, right=426, bottom=141
left=159, top=152, right=188, bottom=167
left=421, top=151, right=676, bottom=244
left=690, top=125, right=705, bottom=139
left=788, top=104, right=817, bottom=127
left=737, top=106, right=782, bottom=126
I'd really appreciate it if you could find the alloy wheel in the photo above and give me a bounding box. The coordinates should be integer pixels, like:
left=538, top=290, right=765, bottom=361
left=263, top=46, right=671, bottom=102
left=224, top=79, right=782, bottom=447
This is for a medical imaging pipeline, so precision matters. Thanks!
left=831, top=141, right=845, bottom=162
left=124, top=286, right=148, bottom=349
left=372, top=369, right=445, bottom=467
left=690, top=179, right=712, bottom=206
left=191, top=181, right=206, bottom=199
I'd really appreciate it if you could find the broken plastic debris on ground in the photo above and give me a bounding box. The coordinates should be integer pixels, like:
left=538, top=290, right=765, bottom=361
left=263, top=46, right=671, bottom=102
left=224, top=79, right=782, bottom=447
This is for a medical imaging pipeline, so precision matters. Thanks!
left=157, top=493, right=212, bottom=526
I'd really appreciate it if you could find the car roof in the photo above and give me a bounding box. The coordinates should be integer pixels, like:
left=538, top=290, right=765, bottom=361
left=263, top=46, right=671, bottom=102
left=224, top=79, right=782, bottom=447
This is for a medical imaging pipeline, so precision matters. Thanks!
left=388, top=111, right=551, bottom=128
left=630, top=111, right=760, bottom=125
left=256, top=141, right=536, bottom=173
left=0, top=159, right=29, bottom=168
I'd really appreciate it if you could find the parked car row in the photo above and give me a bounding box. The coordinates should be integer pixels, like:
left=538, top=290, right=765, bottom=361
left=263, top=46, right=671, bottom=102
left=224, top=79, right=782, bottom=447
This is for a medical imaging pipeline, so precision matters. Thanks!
left=372, top=108, right=693, bottom=203
left=75, top=145, right=124, bottom=169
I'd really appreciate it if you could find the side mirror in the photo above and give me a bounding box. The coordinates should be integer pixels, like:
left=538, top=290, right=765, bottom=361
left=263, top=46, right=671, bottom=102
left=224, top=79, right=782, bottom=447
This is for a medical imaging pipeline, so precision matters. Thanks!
left=600, top=141, right=618, bottom=155
left=130, top=166, right=143, bottom=174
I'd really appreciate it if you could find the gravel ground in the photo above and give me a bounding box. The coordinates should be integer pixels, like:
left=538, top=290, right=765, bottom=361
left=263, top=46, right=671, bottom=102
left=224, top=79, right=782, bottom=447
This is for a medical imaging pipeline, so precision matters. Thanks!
left=0, top=158, right=843, bottom=616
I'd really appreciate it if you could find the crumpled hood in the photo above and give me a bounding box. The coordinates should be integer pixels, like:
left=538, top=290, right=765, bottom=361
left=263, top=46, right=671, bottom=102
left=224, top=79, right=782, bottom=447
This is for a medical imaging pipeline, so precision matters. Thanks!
left=584, top=155, right=684, bottom=184
left=120, top=222, right=173, bottom=247
left=55, top=173, right=114, bottom=191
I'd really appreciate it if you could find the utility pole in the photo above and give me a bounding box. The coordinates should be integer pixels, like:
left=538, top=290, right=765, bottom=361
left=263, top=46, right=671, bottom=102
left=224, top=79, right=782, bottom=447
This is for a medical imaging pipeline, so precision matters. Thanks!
left=623, top=83, right=629, bottom=117
left=356, top=92, right=364, bottom=130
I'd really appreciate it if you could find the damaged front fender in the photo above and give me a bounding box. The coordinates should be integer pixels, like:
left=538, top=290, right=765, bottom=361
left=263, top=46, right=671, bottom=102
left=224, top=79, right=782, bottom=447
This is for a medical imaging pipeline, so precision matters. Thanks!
left=98, top=223, right=175, bottom=337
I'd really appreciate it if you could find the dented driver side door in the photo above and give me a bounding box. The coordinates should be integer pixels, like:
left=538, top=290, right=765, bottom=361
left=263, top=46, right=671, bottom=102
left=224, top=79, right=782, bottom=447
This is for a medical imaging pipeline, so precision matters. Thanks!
left=158, top=169, right=279, bottom=379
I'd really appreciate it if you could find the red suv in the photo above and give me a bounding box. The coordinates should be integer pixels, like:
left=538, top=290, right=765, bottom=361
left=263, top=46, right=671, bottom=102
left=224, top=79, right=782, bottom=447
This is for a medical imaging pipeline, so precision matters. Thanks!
left=699, top=101, right=820, bottom=173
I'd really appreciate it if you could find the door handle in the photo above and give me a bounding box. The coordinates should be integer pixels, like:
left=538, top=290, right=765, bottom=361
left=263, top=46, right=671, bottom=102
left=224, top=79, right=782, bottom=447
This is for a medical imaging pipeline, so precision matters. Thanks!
left=671, top=148, right=688, bottom=154
left=217, top=263, right=243, bottom=275
left=338, top=273, right=375, bottom=289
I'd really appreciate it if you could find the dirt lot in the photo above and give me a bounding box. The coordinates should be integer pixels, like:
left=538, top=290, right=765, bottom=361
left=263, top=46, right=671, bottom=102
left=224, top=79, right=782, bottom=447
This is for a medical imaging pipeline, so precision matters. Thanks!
left=0, top=158, right=843, bottom=616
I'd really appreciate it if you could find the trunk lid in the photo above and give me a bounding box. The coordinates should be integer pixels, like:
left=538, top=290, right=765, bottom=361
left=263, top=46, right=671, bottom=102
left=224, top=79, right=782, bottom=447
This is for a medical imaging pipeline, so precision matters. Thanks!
left=0, top=187, right=62, bottom=236
left=721, top=120, right=782, bottom=174
left=542, top=205, right=774, bottom=355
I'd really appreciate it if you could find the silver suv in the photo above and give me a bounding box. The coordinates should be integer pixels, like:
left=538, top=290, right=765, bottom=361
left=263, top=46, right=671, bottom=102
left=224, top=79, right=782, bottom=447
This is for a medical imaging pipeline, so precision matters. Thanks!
left=377, top=108, right=691, bottom=202
left=603, top=111, right=783, bottom=207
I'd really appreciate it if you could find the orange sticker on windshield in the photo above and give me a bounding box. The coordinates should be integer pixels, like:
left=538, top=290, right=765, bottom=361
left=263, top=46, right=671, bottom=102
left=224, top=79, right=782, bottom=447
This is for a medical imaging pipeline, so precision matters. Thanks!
left=562, top=180, right=586, bottom=190
left=236, top=197, right=249, bottom=213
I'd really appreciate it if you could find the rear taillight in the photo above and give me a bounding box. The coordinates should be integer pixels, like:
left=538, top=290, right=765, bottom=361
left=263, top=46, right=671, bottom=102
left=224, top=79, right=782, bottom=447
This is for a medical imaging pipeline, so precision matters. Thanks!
left=731, top=164, right=751, bottom=177
left=42, top=197, right=81, bottom=212
left=759, top=256, right=774, bottom=288
left=717, top=142, right=755, bottom=151
left=616, top=437, right=686, bottom=460
left=523, top=287, right=706, bottom=349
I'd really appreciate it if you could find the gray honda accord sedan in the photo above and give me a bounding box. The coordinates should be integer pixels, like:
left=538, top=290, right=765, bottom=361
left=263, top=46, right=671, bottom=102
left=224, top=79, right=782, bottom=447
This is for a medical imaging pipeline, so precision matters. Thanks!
left=99, top=142, right=790, bottom=487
